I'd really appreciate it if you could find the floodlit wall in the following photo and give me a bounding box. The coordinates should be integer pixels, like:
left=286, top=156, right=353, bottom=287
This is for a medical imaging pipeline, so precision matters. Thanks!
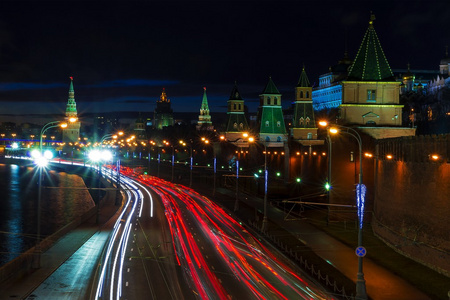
left=373, top=134, right=450, bottom=276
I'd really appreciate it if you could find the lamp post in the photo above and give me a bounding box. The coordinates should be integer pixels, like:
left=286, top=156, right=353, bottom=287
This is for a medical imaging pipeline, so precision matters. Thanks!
left=202, top=137, right=218, bottom=196
left=33, top=120, right=69, bottom=268
left=88, top=149, right=113, bottom=224
left=189, top=142, right=193, bottom=188
left=319, top=121, right=367, bottom=299
left=261, top=141, right=269, bottom=232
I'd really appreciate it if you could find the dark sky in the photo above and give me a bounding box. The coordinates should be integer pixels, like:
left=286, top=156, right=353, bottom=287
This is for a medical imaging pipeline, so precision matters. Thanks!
left=0, top=1, right=449, bottom=123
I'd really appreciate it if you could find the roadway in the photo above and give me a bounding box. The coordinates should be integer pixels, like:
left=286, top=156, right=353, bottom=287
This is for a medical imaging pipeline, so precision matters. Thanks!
left=1, top=161, right=333, bottom=299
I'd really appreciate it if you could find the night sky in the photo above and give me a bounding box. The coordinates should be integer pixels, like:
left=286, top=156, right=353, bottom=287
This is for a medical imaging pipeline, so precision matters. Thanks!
left=0, top=1, right=449, bottom=123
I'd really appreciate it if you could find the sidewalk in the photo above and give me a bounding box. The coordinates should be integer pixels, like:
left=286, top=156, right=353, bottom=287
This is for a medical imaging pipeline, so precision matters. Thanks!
left=0, top=185, right=120, bottom=300
left=213, top=187, right=432, bottom=300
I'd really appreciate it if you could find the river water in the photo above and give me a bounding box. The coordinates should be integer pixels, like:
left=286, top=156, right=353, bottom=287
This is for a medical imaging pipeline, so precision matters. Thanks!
left=0, top=163, right=95, bottom=267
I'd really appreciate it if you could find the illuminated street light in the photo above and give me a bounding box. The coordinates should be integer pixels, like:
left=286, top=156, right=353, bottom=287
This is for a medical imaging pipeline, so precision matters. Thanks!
left=319, top=120, right=367, bottom=299
left=33, top=119, right=68, bottom=269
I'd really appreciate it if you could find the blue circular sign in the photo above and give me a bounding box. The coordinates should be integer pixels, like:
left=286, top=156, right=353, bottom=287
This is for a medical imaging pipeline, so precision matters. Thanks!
left=355, top=246, right=367, bottom=257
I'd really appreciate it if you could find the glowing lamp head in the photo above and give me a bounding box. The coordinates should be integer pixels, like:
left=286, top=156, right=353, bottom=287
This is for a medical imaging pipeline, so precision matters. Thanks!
left=43, top=150, right=53, bottom=160
left=386, top=154, right=393, bottom=160
left=242, top=132, right=249, bottom=138
left=31, top=149, right=41, bottom=159
left=296, top=178, right=301, bottom=183
left=69, top=117, right=77, bottom=123
left=325, top=182, right=331, bottom=191
left=430, top=154, right=440, bottom=161
left=248, top=137, right=254, bottom=143
left=35, top=156, right=48, bottom=168
left=318, top=121, right=328, bottom=127
left=60, top=123, right=68, bottom=128
left=89, top=150, right=102, bottom=162
left=101, top=150, right=113, bottom=161
left=11, top=142, right=19, bottom=149
left=118, top=131, right=124, bottom=136
left=220, top=135, right=225, bottom=140
left=329, top=127, right=339, bottom=134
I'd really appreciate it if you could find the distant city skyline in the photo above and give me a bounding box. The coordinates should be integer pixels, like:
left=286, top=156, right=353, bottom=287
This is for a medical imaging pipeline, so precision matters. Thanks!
left=0, top=1, right=449, bottom=122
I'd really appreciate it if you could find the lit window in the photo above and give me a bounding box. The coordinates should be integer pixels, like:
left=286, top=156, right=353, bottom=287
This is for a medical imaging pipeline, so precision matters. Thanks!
left=265, top=121, right=269, bottom=127
left=274, top=97, right=277, bottom=105
left=367, top=90, right=376, bottom=101
left=306, top=117, right=310, bottom=125
left=277, top=121, right=281, bottom=127
left=267, top=97, right=271, bottom=105
left=300, top=91, right=303, bottom=98
left=239, top=123, right=243, bottom=129
left=233, top=122, right=238, bottom=129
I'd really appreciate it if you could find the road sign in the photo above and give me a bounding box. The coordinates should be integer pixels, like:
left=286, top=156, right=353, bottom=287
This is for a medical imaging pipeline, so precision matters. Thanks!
left=355, top=246, right=367, bottom=257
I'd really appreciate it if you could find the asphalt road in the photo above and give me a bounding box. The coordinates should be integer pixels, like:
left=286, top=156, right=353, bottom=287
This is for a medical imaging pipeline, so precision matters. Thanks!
left=14, top=165, right=333, bottom=300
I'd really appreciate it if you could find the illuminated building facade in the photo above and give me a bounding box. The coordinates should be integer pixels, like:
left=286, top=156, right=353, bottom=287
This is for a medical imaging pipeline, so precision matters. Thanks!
left=291, top=66, right=321, bottom=144
left=197, top=87, right=214, bottom=131
left=340, top=15, right=403, bottom=127
left=62, top=77, right=80, bottom=144
left=153, top=88, right=174, bottom=130
left=312, top=52, right=353, bottom=111
left=225, top=83, right=249, bottom=144
left=428, top=47, right=450, bottom=98
left=257, top=77, right=287, bottom=146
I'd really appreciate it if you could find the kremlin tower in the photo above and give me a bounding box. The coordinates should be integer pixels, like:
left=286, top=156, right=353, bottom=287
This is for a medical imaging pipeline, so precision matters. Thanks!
left=62, top=77, right=80, bottom=144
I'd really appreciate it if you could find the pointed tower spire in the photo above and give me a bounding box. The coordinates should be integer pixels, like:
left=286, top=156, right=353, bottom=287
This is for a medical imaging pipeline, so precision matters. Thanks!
left=65, top=76, right=77, bottom=118
left=347, top=13, right=394, bottom=81
left=225, top=82, right=248, bottom=137
left=292, top=66, right=317, bottom=141
left=200, top=87, right=210, bottom=112
left=263, top=76, right=280, bottom=94
left=62, top=77, right=80, bottom=144
left=297, top=65, right=311, bottom=87
left=197, top=87, right=213, bottom=131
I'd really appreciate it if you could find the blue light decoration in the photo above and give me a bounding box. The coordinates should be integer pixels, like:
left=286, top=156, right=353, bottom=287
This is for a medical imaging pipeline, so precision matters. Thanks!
left=236, top=160, right=239, bottom=179
left=264, top=169, right=268, bottom=194
left=213, top=157, right=217, bottom=174
left=356, top=183, right=367, bottom=228
left=190, top=157, right=193, bottom=170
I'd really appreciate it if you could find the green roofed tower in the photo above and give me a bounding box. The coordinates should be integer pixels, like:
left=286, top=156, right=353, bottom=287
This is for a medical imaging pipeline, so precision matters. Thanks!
left=62, top=77, right=81, bottom=144
left=339, top=14, right=410, bottom=132
left=258, top=77, right=287, bottom=146
left=347, top=14, right=394, bottom=82
left=197, top=87, right=214, bottom=131
left=66, top=77, right=77, bottom=118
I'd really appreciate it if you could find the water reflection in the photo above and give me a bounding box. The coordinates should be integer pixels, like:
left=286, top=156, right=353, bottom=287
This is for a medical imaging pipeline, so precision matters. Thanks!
left=0, top=163, right=95, bottom=266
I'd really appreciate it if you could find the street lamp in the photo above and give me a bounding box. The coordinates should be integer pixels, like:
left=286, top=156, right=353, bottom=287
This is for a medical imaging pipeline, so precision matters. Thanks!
left=261, top=141, right=268, bottom=232
left=88, top=149, right=113, bottom=223
left=180, top=140, right=194, bottom=187
left=32, top=120, right=69, bottom=268
left=202, top=137, right=218, bottom=195
left=319, top=121, right=367, bottom=300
